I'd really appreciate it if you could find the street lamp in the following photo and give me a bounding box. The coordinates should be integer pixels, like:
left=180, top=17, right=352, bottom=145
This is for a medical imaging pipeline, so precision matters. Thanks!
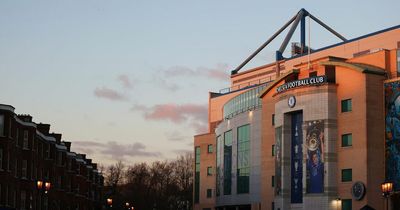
left=381, top=181, right=393, bottom=210
left=36, top=180, right=51, bottom=210
left=106, top=198, right=113, bottom=208
left=335, top=198, right=341, bottom=210
left=37, top=180, right=51, bottom=194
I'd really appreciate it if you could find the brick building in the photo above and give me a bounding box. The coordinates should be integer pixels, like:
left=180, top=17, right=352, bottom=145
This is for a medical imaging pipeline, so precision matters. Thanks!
left=194, top=10, right=400, bottom=210
left=0, top=104, right=104, bottom=210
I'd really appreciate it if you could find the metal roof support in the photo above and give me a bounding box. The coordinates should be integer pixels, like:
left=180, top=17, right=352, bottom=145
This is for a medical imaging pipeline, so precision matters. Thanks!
left=231, top=13, right=298, bottom=75
left=278, top=10, right=304, bottom=57
left=307, top=13, right=347, bottom=42
left=231, top=8, right=347, bottom=75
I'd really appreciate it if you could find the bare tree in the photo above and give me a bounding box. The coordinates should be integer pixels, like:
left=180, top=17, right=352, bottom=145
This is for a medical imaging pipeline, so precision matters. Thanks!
left=112, top=154, right=194, bottom=210
left=105, top=160, right=125, bottom=187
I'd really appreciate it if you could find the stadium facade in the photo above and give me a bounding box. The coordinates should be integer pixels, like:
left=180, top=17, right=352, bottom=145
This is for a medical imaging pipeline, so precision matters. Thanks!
left=194, top=10, right=400, bottom=210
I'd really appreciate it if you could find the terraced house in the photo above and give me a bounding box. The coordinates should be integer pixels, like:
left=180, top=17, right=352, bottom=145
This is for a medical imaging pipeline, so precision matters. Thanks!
left=0, top=104, right=104, bottom=210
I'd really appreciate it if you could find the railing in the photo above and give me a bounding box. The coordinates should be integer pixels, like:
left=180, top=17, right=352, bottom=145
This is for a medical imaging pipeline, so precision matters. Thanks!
left=219, top=75, right=276, bottom=94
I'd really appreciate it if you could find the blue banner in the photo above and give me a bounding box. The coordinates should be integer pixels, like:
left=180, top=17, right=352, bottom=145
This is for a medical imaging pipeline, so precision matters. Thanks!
left=305, top=120, right=324, bottom=193
left=291, top=112, right=303, bottom=203
left=385, top=81, right=400, bottom=190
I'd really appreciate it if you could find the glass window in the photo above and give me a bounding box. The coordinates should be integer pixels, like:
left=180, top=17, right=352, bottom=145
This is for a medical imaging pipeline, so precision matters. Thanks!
left=272, top=114, right=275, bottom=126
left=397, top=49, right=400, bottom=76
left=342, top=134, right=352, bottom=147
left=207, top=167, right=212, bottom=176
left=15, top=128, right=19, bottom=144
left=272, top=175, right=275, bottom=187
left=8, top=118, right=11, bottom=138
left=237, top=125, right=250, bottom=194
left=341, top=169, right=352, bottom=182
left=0, top=115, right=4, bottom=136
left=272, top=144, right=275, bottom=156
left=224, top=130, right=233, bottom=195
left=216, top=136, right=222, bottom=197
left=21, top=190, right=26, bottom=210
left=194, top=146, right=200, bottom=203
left=23, top=130, right=29, bottom=149
left=342, top=199, right=352, bottom=210
left=14, top=160, right=18, bottom=177
left=207, top=144, right=213, bottom=153
left=22, top=160, right=27, bottom=179
left=0, top=148, right=2, bottom=170
left=206, top=189, right=212, bottom=198
left=341, top=99, right=352, bottom=112
left=7, top=152, right=10, bottom=171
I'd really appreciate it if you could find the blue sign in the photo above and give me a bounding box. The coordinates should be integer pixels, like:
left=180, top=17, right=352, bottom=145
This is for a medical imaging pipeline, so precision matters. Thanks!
left=291, top=112, right=303, bottom=203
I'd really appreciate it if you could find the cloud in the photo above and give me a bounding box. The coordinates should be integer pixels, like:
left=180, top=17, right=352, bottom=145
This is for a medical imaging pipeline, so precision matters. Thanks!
left=94, top=87, right=128, bottom=101
left=153, top=77, right=179, bottom=92
left=118, top=74, right=134, bottom=89
left=72, top=140, right=161, bottom=159
left=165, top=131, right=189, bottom=142
left=131, top=103, right=208, bottom=132
left=162, top=63, right=230, bottom=81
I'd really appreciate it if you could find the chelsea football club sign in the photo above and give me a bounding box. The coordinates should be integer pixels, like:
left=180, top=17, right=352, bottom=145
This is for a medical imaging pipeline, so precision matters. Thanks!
left=277, top=76, right=327, bottom=93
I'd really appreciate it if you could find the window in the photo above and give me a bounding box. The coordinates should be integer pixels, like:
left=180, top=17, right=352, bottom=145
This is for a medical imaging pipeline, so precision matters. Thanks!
left=7, top=152, right=10, bottom=171
left=0, top=115, right=4, bottom=136
left=57, top=152, right=63, bottom=165
left=309, top=71, right=317, bottom=77
left=20, top=190, right=26, bottom=210
left=15, top=128, right=19, bottom=144
left=342, top=199, right=352, bottom=210
left=206, top=189, right=212, bottom=198
left=14, top=160, right=18, bottom=177
left=207, top=167, right=213, bottom=176
left=23, top=130, right=29, bottom=149
left=341, top=169, right=352, bottom=182
left=8, top=118, right=11, bottom=138
left=0, top=148, right=2, bottom=170
left=207, top=144, right=213, bottom=153
left=272, top=114, right=275, bottom=126
left=342, top=134, right=352, bottom=147
left=5, top=185, right=9, bottom=206
left=237, top=125, right=250, bottom=194
left=397, top=49, right=400, bottom=76
left=272, top=176, right=275, bottom=187
left=272, top=144, right=275, bottom=156
left=194, top=146, right=200, bottom=203
left=341, top=99, right=352, bottom=112
left=216, top=135, right=222, bottom=197
left=22, top=160, right=27, bottom=179
left=224, top=130, right=233, bottom=195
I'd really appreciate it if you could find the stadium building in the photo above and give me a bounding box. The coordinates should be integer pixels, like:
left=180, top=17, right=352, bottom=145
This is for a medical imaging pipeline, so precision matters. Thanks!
left=193, top=9, right=400, bottom=210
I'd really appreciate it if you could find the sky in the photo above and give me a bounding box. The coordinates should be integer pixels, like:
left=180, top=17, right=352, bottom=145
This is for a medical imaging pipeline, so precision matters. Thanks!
left=1, top=0, right=399, bottom=166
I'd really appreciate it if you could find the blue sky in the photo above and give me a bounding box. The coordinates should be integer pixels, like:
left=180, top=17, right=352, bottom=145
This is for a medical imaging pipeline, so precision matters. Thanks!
left=1, top=0, right=399, bottom=165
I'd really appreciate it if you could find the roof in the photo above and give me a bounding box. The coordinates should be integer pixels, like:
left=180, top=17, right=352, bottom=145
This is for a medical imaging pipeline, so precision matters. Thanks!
left=320, top=61, right=386, bottom=75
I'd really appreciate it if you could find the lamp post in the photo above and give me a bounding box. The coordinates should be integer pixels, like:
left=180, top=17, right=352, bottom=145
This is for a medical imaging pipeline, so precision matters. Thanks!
left=381, top=181, right=393, bottom=210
